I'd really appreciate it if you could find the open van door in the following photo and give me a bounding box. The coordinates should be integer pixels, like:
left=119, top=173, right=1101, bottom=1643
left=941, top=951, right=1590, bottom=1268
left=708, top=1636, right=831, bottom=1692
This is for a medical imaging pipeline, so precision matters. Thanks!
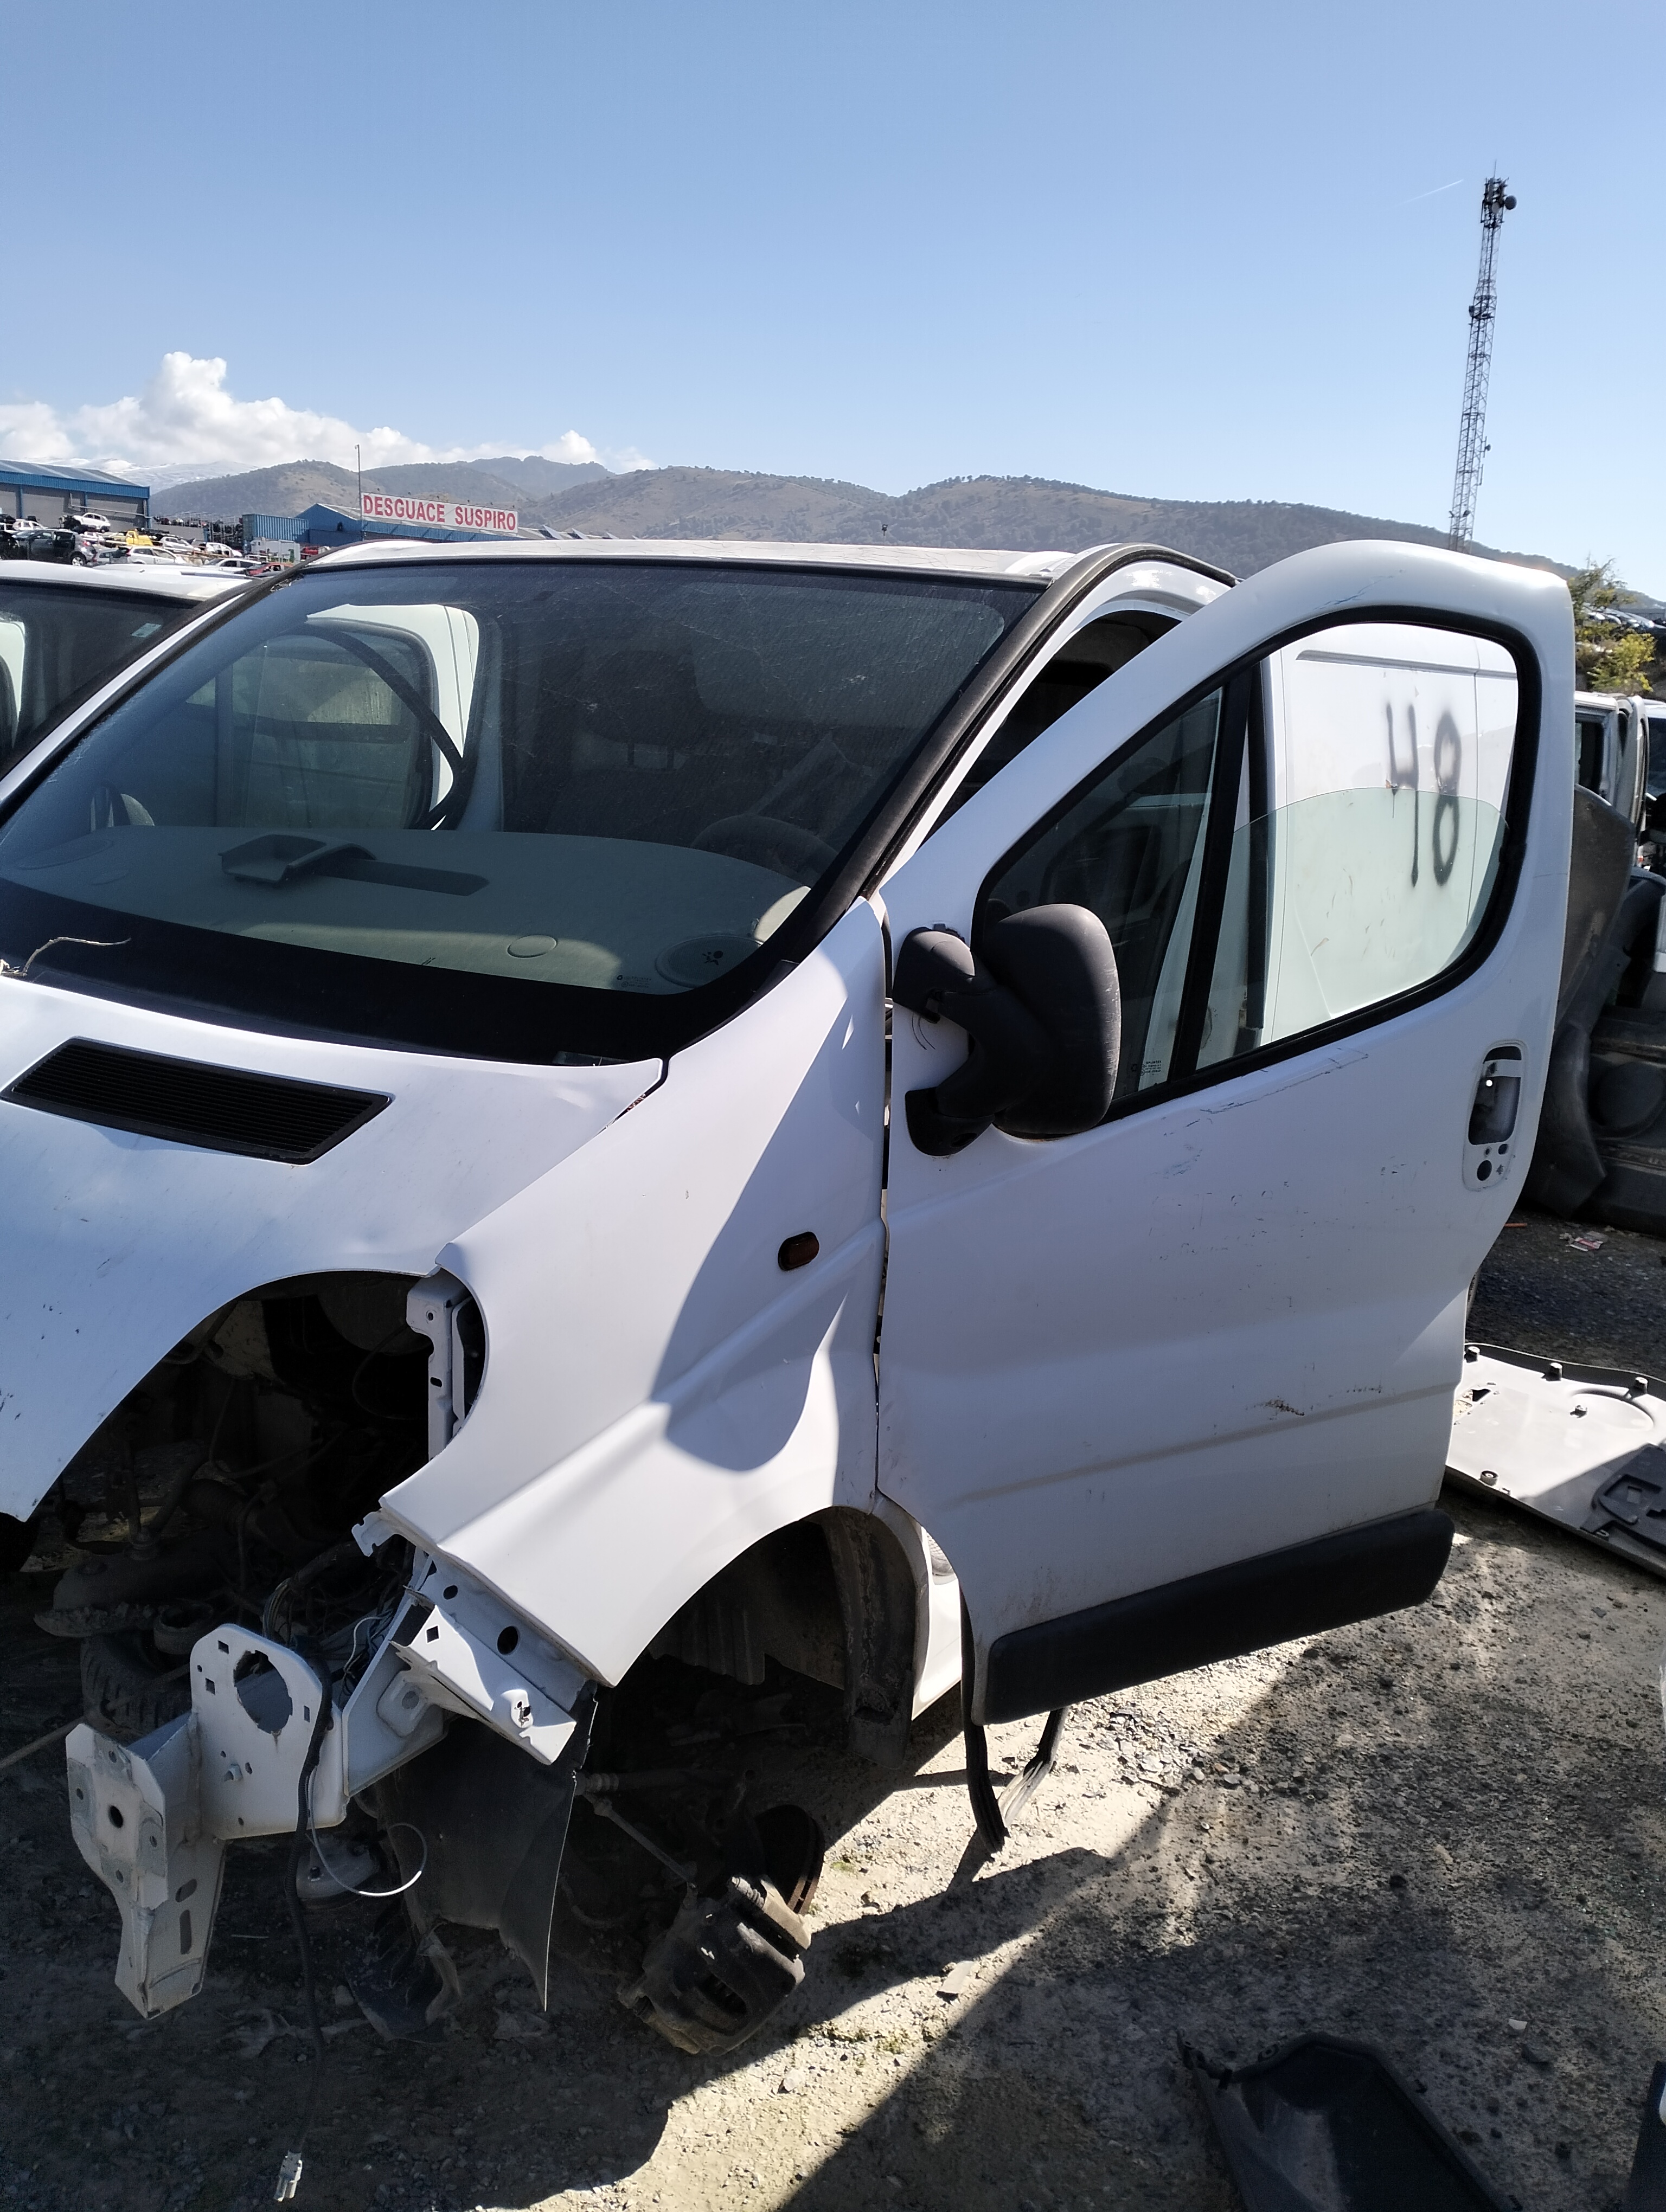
left=875, top=544, right=1573, bottom=1725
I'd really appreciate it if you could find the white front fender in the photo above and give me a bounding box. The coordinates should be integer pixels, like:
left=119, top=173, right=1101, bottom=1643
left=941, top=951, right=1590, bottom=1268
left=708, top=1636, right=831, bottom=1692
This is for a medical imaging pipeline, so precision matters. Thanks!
left=376, top=901, right=889, bottom=1684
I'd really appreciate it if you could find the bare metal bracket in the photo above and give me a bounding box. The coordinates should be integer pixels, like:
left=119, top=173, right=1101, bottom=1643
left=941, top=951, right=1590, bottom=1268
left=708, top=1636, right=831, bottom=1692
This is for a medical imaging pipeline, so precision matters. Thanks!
left=407, top=1270, right=472, bottom=1462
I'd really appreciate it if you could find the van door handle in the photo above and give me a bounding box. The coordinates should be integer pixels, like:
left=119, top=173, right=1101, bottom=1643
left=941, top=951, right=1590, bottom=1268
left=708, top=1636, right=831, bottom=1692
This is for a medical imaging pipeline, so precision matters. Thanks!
left=1464, top=1045, right=1523, bottom=1187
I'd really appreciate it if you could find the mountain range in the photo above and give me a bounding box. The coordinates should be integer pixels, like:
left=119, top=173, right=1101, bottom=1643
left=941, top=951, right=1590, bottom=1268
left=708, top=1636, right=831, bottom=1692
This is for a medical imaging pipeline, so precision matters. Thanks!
left=156, top=455, right=606, bottom=522
left=153, top=456, right=1587, bottom=585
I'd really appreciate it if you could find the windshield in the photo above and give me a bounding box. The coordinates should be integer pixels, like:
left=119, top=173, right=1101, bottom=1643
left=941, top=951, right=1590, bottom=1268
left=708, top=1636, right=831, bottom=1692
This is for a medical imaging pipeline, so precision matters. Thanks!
left=0, top=558, right=1039, bottom=1061
left=0, top=580, right=197, bottom=773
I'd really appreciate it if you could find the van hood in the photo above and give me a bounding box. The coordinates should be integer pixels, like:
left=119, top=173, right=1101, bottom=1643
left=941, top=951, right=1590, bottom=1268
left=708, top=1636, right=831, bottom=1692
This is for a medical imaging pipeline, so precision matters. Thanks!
left=0, top=975, right=656, bottom=1520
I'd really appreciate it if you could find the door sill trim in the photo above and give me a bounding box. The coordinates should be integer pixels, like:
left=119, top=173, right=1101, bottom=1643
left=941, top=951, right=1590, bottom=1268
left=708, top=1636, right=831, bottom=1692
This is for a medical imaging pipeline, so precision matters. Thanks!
left=979, top=1506, right=1453, bottom=1724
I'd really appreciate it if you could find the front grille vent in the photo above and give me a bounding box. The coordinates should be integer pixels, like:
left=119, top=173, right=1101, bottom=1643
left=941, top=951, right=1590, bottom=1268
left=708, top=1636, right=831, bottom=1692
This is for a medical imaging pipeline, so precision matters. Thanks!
left=3, top=1039, right=389, bottom=1163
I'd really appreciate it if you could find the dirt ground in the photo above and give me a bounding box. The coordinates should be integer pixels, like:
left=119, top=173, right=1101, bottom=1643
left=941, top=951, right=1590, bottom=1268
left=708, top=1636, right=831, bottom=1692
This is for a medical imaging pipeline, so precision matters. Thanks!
left=4, top=1204, right=1666, bottom=2212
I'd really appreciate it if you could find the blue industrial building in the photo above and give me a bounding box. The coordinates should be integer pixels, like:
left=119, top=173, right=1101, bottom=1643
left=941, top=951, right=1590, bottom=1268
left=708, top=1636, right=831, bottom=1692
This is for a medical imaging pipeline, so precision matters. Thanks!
left=1, top=460, right=150, bottom=529
left=242, top=504, right=523, bottom=552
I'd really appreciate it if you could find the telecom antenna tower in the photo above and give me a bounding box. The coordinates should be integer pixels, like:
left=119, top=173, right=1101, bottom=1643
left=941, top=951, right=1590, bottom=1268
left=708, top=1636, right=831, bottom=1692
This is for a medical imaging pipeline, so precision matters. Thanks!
left=1447, top=176, right=1516, bottom=551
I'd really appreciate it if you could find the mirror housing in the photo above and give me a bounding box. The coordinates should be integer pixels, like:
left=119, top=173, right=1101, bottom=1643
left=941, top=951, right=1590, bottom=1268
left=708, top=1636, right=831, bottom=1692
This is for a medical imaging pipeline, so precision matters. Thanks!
left=893, top=904, right=1120, bottom=1156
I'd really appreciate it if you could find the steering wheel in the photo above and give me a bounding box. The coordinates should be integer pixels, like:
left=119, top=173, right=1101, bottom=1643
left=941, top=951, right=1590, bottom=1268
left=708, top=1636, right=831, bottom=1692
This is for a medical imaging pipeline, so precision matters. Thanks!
left=693, top=815, right=837, bottom=879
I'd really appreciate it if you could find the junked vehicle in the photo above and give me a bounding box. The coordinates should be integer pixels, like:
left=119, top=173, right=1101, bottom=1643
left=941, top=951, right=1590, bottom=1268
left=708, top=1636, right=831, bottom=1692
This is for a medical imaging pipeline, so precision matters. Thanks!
left=1526, top=694, right=1666, bottom=1233
left=1, top=518, right=80, bottom=565
left=0, top=534, right=1572, bottom=2051
left=1635, top=693, right=1666, bottom=884
left=0, top=558, right=248, bottom=780
left=1573, top=689, right=1651, bottom=836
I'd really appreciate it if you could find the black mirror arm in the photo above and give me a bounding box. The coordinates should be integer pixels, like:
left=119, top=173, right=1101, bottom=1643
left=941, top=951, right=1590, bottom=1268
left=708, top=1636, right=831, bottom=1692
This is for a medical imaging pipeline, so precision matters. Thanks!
left=894, top=930, right=1053, bottom=1156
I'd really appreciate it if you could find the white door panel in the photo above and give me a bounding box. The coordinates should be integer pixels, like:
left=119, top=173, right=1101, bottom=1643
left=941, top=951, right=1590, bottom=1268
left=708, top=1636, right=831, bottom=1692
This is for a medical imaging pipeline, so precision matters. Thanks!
left=880, top=1013, right=1494, bottom=1625
left=877, top=543, right=1574, bottom=1701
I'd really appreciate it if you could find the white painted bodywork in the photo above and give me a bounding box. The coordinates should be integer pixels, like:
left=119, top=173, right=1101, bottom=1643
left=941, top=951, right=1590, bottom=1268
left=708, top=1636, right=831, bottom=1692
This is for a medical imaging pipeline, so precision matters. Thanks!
left=7, top=533, right=1581, bottom=2029
left=875, top=544, right=1573, bottom=1706
left=1573, top=689, right=1650, bottom=827
left=0, top=557, right=248, bottom=607
left=0, top=539, right=1100, bottom=1730
left=63, top=1605, right=458, bottom=2018
left=0, top=983, right=657, bottom=1514
left=3, top=536, right=1573, bottom=1771
left=372, top=896, right=888, bottom=1685
left=393, top=1551, right=588, bottom=1763
left=66, top=1711, right=226, bottom=2016
left=0, top=560, right=246, bottom=764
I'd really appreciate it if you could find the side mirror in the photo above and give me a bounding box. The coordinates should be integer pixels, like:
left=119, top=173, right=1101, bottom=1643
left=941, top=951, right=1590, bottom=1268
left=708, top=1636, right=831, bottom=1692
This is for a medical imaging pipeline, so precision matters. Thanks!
left=893, top=904, right=1121, bottom=1156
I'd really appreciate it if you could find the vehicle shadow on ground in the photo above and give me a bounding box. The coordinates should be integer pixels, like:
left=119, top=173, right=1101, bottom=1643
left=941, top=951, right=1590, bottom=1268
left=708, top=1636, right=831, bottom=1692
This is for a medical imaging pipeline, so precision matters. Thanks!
left=7, top=1485, right=1665, bottom=2212
left=769, top=1488, right=1666, bottom=2212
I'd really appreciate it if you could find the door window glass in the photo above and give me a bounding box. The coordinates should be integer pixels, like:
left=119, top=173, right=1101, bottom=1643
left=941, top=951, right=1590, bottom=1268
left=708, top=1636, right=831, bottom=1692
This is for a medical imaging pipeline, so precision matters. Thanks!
left=936, top=612, right=1175, bottom=826
left=982, top=620, right=1520, bottom=1111
left=1575, top=712, right=1607, bottom=795
left=984, top=690, right=1223, bottom=1096
left=1253, top=625, right=1517, bottom=1045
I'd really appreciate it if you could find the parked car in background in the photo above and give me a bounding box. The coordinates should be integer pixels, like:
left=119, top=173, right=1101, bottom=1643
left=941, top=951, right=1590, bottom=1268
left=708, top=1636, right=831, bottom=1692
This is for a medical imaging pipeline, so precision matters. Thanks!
left=2, top=518, right=80, bottom=565
left=1642, top=698, right=1666, bottom=852
left=1527, top=692, right=1666, bottom=1232
left=1573, top=690, right=1652, bottom=833
left=0, top=559, right=246, bottom=775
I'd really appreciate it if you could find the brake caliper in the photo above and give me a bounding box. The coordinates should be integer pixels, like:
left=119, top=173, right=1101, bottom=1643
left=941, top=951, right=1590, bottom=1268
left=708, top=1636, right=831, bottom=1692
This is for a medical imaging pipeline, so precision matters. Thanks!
left=621, top=1874, right=811, bottom=2054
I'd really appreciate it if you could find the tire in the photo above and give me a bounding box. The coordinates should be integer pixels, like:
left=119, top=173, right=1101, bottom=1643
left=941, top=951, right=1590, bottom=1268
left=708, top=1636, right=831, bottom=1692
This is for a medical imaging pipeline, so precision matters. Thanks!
left=80, top=1633, right=191, bottom=1741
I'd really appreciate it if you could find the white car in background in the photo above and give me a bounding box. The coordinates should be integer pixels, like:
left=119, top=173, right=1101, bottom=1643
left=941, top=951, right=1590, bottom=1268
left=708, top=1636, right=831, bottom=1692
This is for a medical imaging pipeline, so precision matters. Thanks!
left=0, top=532, right=1572, bottom=2053
left=0, top=558, right=247, bottom=775
left=1573, top=689, right=1657, bottom=829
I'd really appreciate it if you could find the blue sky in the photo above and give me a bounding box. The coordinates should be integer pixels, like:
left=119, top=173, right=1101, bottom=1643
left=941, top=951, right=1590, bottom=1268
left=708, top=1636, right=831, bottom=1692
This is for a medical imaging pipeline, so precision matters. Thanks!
left=4, top=0, right=1659, bottom=589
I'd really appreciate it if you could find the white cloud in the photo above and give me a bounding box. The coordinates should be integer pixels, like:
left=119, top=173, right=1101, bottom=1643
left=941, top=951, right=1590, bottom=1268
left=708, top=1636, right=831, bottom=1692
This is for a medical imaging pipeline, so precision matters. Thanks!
left=0, top=352, right=651, bottom=479
left=536, top=431, right=603, bottom=467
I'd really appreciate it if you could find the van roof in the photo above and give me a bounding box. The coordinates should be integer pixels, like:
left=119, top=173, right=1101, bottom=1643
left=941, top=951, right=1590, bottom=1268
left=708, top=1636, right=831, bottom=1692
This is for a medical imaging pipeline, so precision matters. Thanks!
left=0, top=559, right=246, bottom=602
left=308, top=536, right=1084, bottom=584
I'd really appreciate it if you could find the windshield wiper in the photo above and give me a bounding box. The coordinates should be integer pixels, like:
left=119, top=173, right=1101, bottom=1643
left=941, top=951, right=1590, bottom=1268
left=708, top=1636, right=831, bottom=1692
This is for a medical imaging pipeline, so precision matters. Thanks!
left=221, top=835, right=485, bottom=896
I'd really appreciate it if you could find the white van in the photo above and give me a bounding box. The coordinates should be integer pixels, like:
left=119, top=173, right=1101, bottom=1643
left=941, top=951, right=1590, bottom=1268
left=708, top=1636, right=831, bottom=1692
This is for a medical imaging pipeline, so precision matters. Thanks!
left=1573, top=689, right=1652, bottom=829
left=0, top=536, right=1572, bottom=2047
left=0, top=557, right=246, bottom=775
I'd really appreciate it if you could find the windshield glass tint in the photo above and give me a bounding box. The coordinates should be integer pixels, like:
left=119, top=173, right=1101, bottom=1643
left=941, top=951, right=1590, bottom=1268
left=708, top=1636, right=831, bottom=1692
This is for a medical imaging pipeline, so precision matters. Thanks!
left=0, top=582, right=189, bottom=770
left=0, top=558, right=1037, bottom=1060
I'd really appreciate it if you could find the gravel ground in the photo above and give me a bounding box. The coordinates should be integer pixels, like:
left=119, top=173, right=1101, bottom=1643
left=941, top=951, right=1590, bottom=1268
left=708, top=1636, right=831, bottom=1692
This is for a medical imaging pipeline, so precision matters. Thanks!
left=1469, top=1205, right=1666, bottom=1375
left=4, top=1205, right=1665, bottom=2212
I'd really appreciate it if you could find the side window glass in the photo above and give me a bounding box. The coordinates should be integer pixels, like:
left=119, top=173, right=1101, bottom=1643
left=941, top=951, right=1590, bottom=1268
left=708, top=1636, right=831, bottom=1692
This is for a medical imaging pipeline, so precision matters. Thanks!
left=0, top=616, right=23, bottom=764
left=935, top=612, right=1175, bottom=828
left=1253, top=623, right=1517, bottom=1045
left=1575, top=712, right=1606, bottom=796
left=983, top=620, right=1519, bottom=1108
left=985, top=688, right=1223, bottom=1096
